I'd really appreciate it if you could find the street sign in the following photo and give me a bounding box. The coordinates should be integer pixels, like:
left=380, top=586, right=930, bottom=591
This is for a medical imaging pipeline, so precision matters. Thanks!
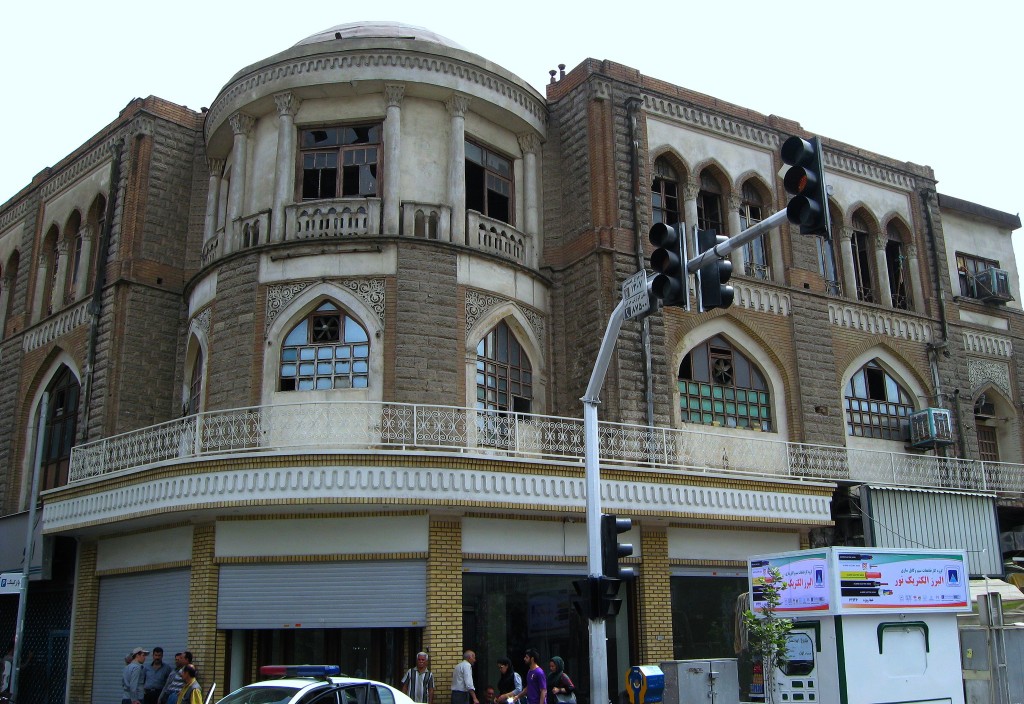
left=622, top=270, right=651, bottom=320
left=0, top=572, right=23, bottom=594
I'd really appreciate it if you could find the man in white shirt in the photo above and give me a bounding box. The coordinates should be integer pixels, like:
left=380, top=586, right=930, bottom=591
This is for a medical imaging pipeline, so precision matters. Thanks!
left=450, top=650, right=479, bottom=704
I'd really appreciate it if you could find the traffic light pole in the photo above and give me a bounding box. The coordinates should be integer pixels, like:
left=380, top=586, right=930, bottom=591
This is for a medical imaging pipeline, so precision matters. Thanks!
left=685, top=208, right=789, bottom=274
left=582, top=295, right=629, bottom=704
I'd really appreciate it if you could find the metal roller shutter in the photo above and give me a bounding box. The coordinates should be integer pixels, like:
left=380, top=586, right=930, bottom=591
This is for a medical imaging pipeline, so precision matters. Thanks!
left=92, top=569, right=190, bottom=704
left=217, top=561, right=426, bottom=629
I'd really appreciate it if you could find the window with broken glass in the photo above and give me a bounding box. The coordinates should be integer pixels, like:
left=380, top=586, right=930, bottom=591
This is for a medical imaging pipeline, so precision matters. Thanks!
left=279, top=301, right=370, bottom=391
left=844, top=360, right=914, bottom=440
left=678, top=336, right=772, bottom=431
left=739, top=182, right=769, bottom=280
left=465, top=141, right=513, bottom=224
left=300, top=125, right=381, bottom=200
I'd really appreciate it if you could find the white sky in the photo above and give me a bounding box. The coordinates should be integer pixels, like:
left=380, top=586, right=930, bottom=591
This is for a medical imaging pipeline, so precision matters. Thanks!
left=2, top=1, right=1021, bottom=258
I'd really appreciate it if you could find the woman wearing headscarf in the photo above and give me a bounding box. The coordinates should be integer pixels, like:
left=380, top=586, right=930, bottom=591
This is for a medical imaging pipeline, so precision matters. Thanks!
left=545, top=657, right=575, bottom=704
left=496, top=657, right=522, bottom=704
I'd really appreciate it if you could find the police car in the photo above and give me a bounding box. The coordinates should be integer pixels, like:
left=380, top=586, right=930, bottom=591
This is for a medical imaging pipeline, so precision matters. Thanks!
left=217, top=666, right=418, bottom=704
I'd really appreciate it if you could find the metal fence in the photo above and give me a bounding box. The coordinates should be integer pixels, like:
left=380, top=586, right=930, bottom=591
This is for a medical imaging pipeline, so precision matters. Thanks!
left=67, top=401, right=1024, bottom=494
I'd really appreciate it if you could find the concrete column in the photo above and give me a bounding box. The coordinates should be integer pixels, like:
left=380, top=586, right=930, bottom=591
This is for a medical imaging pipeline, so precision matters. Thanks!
left=682, top=178, right=700, bottom=258
left=767, top=207, right=785, bottom=281
left=204, top=157, right=225, bottom=246
left=31, top=259, right=48, bottom=323
left=907, top=243, right=926, bottom=312
left=874, top=233, right=893, bottom=307
left=446, top=95, right=470, bottom=245
left=226, top=112, right=255, bottom=254
left=839, top=227, right=858, bottom=301
left=75, top=226, right=94, bottom=300
left=727, top=193, right=745, bottom=273
left=518, top=132, right=540, bottom=266
left=49, top=240, right=69, bottom=314
left=272, top=92, right=300, bottom=242
left=0, top=271, right=12, bottom=337
left=383, top=84, right=404, bottom=236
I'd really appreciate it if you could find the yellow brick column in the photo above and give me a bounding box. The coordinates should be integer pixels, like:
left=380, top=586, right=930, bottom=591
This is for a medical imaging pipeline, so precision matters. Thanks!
left=636, top=525, right=673, bottom=665
left=426, top=517, right=463, bottom=698
left=188, top=523, right=224, bottom=692
left=68, top=540, right=98, bottom=704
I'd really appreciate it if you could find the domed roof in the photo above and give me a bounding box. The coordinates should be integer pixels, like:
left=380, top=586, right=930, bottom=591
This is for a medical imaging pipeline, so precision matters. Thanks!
left=294, top=21, right=465, bottom=50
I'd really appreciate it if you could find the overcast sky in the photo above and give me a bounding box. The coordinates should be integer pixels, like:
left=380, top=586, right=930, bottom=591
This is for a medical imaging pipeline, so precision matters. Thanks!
left=2, top=1, right=1020, bottom=254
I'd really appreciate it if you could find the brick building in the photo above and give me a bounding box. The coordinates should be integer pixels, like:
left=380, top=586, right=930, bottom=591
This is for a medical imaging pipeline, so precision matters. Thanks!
left=0, top=21, right=1021, bottom=704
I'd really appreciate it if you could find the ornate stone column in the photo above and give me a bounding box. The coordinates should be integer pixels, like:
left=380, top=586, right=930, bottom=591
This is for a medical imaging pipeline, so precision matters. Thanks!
left=839, top=227, right=858, bottom=301
left=907, top=242, right=926, bottom=312
left=874, top=233, right=893, bottom=307
left=767, top=207, right=785, bottom=281
left=0, top=269, right=12, bottom=336
left=75, top=226, right=94, bottom=300
left=682, top=178, right=700, bottom=258
left=446, top=95, right=470, bottom=245
left=31, top=258, right=48, bottom=323
left=204, top=157, right=225, bottom=247
left=272, top=93, right=300, bottom=242
left=727, top=193, right=745, bottom=273
left=518, top=132, right=540, bottom=266
left=49, top=240, right=69, bottom=314
left=383, top=84, right=404, bottom=236
left=226, top=112, right=255, bottom=254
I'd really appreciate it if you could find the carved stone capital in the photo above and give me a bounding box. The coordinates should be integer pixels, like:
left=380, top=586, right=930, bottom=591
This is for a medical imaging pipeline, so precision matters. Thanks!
left=590, top=78, right=612, bottom=102
left=128, top=114, right=155, bottom=139
left=684, top=178, right=700, bottom=201
left=207, top=157, right=225, bottom=178
left=728, top=193, right=743, bottom=210
left=384, top=83, right=406, bottom=108
left=517, top=133, right=540, bottom=155
left=839, top=226, right=854, bottom=242
left=905, top=242, right=918, bottom=259
left=445, top=94, right=471, bottom=118
left=78, top=225, right=93, bottom=242
left=55, top=239, right=69, bottom=256
left=874, top=233, right=888, bottom=251
left=229, top=112, right=256, bottom=136
left=274, top=91, right=301, bottom=117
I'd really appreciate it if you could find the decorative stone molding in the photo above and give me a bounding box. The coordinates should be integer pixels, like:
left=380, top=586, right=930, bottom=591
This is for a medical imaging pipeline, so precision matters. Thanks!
left=207, top=157, right=225, bottom=177
left=445, top=94, right=471, bottom=118
left=36, top=134, right=121, bottom=201
left=273, top=91, right=300, bottom=117
left=823, top=150, right=916, bottom=190
left=517, top=133, right=540, bottom=155
left=465, top=289, right=544, bottom=343
left=0, top=200, right=31, bottom=233
left=205, top=51, right=547, bottom=143
left=229, top=112, right=256, bottom=136
left=41, top=463, right=831, bottom=533
left=127, top=114, right=156, bottom=140
left=827, top=302, right=932, bottom=343
left=683, top=178, right=700, bottom=201
left=190, top=307, right=212, bottom=337
left=643, top=94, right=780, bottom=149
left=265, top=278, right=386, bottom=336
left=874, top=233, right=887, bottom=251
left=730, top=282, right=791, bottom=317
left=22, top=299, right=92, bottom=352
left=968, top=356, right=1012, bottom=400
left=962, top=330, right=1012, bottom=358
left=839, top=227, right=854, bottom=242
left=906, top=243, right=918, bottom=259
left=383, top=83, right=405, bottom=108
left=590, top=78, right=612, bottom=102
left=728, top=193, right=742, bottom=210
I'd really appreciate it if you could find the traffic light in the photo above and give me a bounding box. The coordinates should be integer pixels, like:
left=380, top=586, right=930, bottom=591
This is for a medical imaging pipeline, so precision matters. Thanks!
left=601, top=513, right=635, bottom=580
left=572, top=576, right=626, bottom=620
left=696, top=229, right=734, bottom=311
left=781, top=135, right=831, bottom=237
left=597, top=576, right=625, bottom=618
left=648, top=222, right=688, bottom=309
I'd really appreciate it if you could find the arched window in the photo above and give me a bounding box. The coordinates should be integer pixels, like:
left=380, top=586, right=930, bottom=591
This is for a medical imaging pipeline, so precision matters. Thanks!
left=696, top=170, right=725, bottom=234
left=844, top=360, right=914, bottom=439
left=851, top=214, right=875, bottom=303
left=186, top=347, right=204, bottom=415
left=279, top=301, right=370, bottom=391
left=739, top=182, right=769, bottom=280
left=652, top=158, right=681, bottom=226
left=476, top=320, right=532, bottom=413
left=885, top=222, right=911, bottom=310
left=678, top=336, right=772, bottom=431
left=817, top=203, right=841, bottom=296
left=41, top=365, right=80, bottom=490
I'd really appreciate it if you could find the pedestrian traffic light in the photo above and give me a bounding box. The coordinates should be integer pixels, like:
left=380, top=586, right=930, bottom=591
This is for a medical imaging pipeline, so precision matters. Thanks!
left=597, top=576, right=625, bottom=618
left=696, top=229, right=734, bottom=311
left=648, top=222, right=688, bottom=309
left=781, top=135, right=831, bottom=237
left=601, top=514, right=635, bottom=580
left=572, top=576, right=626, bottom=620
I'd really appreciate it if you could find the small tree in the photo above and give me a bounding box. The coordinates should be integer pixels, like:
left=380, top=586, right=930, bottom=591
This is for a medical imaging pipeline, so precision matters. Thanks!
left=743, top=567, right=793, bottom=704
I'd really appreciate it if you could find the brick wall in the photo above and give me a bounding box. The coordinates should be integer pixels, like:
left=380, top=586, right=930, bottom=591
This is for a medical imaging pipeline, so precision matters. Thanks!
left=188, top=524, right=222, bottom=691
left=636, top=526, right=673, bottom=664
left=68, top=540, right=98, bottom=704
left=426, top=517, right=462, bottom=695
left=207, top=254, right=259, bottom=409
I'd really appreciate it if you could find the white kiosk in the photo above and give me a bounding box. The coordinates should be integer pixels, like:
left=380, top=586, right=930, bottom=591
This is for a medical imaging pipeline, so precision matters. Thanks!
left=748, top=548, right=969, bottom=704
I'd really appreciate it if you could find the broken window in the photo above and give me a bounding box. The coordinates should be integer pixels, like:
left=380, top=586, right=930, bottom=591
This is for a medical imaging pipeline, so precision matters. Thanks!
left=465, top=141, right=512, bottom=224
left=300, top=125, right=381, bottom=200
left=844, top=360, right=914, bottom=440
left=652, top=158, right=681, bottom=226
left=696, top=171, right=725, bottom=234
left=739, top=182, right=769, bottom=280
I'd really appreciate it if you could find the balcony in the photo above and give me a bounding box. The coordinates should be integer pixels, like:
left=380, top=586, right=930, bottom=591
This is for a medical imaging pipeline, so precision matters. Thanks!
left=466, top=211, right=531, bottom=267
left=285, top=198, right=382, bottom=240
left=64, top=402, right=1024, bottom=495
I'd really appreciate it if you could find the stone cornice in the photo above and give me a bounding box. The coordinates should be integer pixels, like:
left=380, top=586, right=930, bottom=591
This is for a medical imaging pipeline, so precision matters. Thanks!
left=823, top=149, right=917, bottom=190
left=962, top=329, right=1013, bottom=357
left=206, top=51, right=548, bottom=143
left=23, top=299, right=92, bottom=352
left=0, top=199, right=31, bottom=234
left=828, top=301, right=932, bottom=342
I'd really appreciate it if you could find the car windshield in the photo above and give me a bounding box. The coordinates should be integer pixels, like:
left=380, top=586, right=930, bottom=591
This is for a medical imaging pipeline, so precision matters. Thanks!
left=219, top=686, right=302, bottom=704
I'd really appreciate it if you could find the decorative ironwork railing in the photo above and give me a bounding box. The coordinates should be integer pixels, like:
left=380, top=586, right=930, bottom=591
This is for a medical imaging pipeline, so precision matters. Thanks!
left=66, top=402, right=1024, bottom=494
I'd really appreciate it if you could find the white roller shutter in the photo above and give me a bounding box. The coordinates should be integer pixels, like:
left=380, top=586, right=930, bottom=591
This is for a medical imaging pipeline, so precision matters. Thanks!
left=217, top=561, right=425, bottom=629
left=92, top=569, right=190, bottom=704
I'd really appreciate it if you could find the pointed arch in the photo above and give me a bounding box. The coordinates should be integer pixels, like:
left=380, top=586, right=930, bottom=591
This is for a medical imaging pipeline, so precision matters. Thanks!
left=695, top=162, right=731, bottom=236
left=674, top=317, right=789, bottom=439
left=650, top=147, right=691, bottom=182
left=971, top=384, right=1020, bottom=464
left=839, top=346, right=927, bottom=449
left=261, top=281, right=383, bottom=404
left=651, top=152, right=686, bottom=227
left=735, top=174, right=774, bottom=281
left=464, top=301, right=546, bottom=414
left=183, top=319, right=211, bottom=415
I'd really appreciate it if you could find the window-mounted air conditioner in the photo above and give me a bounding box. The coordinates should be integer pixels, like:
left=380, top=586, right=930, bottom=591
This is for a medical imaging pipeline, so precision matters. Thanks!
left=971, top=268, right=1013, bottom=303
left=909, top=408, right=955, bottom=449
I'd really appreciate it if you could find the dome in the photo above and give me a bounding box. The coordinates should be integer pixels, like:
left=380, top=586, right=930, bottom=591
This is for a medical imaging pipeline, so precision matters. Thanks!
left=294, top=21, right=465, bottom=50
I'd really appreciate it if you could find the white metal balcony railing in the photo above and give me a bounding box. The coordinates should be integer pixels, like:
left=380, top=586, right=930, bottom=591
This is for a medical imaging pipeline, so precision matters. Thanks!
left=65, top=402, right=1024, bottom=495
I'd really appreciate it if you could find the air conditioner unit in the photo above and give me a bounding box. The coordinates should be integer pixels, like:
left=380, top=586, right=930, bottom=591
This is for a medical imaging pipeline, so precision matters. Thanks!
left=971, top=267, right=1013, bottom=303
left=909, top=408, right=955, bottom=449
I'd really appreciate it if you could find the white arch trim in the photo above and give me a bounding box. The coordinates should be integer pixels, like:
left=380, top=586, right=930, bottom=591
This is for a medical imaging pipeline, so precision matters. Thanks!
left=839, top=346, right=928, bottom=453
left=261, top=281, right=384, bottom=405
left=464, top=301, right=547, bottom=414
left=676, top=318, right=789, bottom=440
left=21, top=350, right=83, bottom=508
left=183, top=325, right=211, bottom=415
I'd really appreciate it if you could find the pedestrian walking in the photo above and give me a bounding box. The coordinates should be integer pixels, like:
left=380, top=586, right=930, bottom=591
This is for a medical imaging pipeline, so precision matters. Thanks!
left=495, top=658, right=522, bottom=704
left=451, top=650, right=479, bottom=704
left=401, top=652, right=435, bottom=704
left=521, top=650, right=546, bottom=704
left=545, top=657, right=575, bottom=704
